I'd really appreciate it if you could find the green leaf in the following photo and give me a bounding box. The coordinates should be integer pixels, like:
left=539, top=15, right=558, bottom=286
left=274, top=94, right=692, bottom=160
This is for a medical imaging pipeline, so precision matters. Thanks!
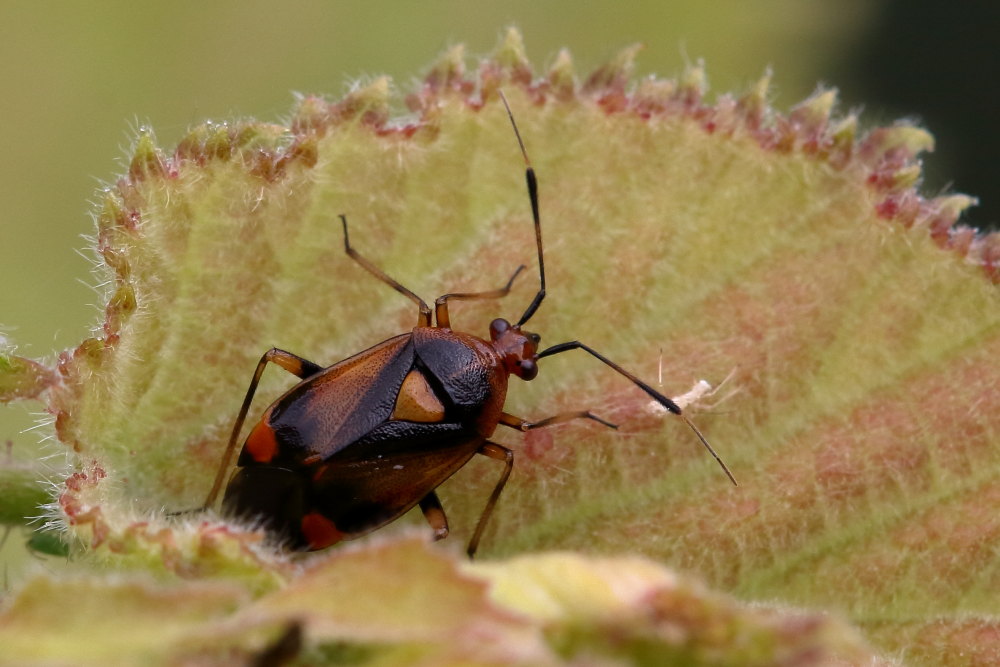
left=4, top=28, right=998, bottom=665
left=0, top=537, right=879, bottom=665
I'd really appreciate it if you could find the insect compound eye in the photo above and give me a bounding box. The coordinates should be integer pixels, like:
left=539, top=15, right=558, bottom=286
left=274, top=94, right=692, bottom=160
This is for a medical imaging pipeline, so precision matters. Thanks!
left=517, top=359, right=538, bottom=381
left=489, top=318, right=511, bottom=341
left=528, top=333, right=541, bottom=345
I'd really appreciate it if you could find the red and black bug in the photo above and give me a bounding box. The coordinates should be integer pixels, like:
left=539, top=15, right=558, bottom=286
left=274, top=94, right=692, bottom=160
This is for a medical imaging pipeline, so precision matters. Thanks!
left=202, top=93, right=737, bottom=557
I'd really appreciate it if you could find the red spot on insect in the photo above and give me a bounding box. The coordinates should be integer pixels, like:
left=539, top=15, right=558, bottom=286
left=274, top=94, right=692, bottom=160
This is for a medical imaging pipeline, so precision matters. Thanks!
left=246, top=419, right=278, bottom=463
left=300, top=512, right=344, bottom=550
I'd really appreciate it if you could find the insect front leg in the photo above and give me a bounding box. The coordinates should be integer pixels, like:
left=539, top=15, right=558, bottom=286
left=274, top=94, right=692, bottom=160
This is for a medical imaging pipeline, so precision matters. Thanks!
left=466, top=441, right=513, bottom=558
left=418, top=491, right=449, bottom=541
left=499, top=410, right=618, bottom=431
left=202, top=348, right=323, bottom=509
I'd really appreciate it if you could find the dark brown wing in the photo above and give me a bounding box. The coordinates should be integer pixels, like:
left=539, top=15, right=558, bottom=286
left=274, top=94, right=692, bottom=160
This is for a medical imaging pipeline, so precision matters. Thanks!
left=310, top=421, right=484, bottom=536
left=259, top=334, right=415, bottom=463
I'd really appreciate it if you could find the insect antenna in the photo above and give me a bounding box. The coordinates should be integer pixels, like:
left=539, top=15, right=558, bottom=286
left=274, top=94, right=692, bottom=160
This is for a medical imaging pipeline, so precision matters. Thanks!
left=498, top=91, right=546, bottom=327
left=680, top=413, right=738, bottom=486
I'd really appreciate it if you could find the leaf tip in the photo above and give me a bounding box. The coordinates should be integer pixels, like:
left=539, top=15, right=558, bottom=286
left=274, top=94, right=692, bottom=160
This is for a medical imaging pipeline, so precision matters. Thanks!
left=128, top=131, right=166, bottom=182
left=424, top=43, right=466, bottom=91
left=584, top=42, right=643, bottom=96
left=546, top=48, right=576, bottom=100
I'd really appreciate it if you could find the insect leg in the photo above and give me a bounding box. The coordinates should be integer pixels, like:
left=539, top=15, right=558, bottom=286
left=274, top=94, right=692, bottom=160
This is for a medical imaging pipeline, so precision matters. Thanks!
left=340, top=215, right=432, bottom=327
left=537, top=341, right=738, bottom=486
left=499, top=410, right=617, bottom=431
left=418, top=491, right=449, bottom=541
left=203, top=348, right=322, bottom=509
left=434, top=264, right=525, bottom=329
left=466, top=441, right=513, bottom=558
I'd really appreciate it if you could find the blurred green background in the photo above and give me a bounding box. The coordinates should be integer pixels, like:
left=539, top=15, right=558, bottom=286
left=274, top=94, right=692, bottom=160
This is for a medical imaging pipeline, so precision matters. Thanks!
left=1, top=0, right=996, bottom=558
